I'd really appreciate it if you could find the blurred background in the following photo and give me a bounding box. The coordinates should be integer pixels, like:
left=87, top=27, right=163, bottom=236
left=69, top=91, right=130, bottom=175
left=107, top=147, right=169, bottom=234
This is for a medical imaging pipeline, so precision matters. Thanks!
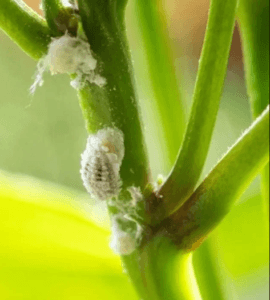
left=0, top=0, right=268, bottom=299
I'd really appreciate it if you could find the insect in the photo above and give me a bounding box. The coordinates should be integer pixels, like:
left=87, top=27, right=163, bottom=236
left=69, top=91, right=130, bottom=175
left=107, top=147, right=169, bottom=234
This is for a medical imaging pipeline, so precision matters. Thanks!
left=80, top=128, right=124, bottom=200
left=110, top=215, right=137, bottom=255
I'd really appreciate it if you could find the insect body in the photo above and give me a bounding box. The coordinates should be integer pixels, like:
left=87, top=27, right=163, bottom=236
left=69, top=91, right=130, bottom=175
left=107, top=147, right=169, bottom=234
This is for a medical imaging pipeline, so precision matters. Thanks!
left=80, top=128, right=124, bottom=200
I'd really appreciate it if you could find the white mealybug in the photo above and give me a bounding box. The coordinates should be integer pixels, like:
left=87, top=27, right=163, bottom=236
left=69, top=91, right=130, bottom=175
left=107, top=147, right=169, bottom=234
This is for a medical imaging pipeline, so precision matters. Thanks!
left=110, top=215, right=137, bottom=256
left=30, top=33, right=106, bottom=94
left=80, top=128, right=124, bottom=201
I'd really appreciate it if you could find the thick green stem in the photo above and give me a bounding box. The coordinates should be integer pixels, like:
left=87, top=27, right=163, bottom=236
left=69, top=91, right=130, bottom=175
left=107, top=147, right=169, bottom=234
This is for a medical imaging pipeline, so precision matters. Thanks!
left=132, top=0, right=186, bottom=165
left=163, top=106, right=269, bottom=251
left=77, top=0, right=149, bottom=189
left=238, top=0, right=269, bottom=221
left=0, top=0, right=51, bottom=60
left=149, top=0, right=239, bottom=223
left=122, top=238, right=202, bottom=300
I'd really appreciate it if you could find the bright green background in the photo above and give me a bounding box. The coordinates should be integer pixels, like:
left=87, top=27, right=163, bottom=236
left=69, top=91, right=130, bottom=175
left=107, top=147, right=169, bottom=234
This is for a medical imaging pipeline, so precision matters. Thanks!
left=0, top=2, right=268, bottom=299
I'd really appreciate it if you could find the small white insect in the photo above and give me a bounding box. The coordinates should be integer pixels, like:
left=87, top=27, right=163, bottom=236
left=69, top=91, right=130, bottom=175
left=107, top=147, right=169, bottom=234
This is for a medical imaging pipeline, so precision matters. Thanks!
left=80, top=128, right=124, bottom=201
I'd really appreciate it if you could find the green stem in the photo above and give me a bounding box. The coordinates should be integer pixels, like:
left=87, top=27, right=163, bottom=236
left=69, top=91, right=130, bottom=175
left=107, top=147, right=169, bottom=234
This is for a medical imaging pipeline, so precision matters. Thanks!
left=149, top=0, right=239, bottom=223
left=237, top=0, right=269, bottom=221
left=133, top=0, right=186, bottom=165
left=193, top=240, right=225, bottom=300
left=77, top=0, right=149, bottom=189
left=42, top=0, right=64, bottom=35
left=0, top=0, right=51, bottom=60
left=163, top=106, right=269, bottom=251
left=42, top=0, right=79, bottom=36
left=122, top=238, right=202, bottom=300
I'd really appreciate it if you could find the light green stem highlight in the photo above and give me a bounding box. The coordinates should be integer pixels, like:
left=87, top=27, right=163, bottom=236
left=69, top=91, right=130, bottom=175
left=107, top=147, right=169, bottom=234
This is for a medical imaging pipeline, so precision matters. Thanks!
left=0, top=0, right=51, bottom=60
left=151, top=0, right=239, bottom=222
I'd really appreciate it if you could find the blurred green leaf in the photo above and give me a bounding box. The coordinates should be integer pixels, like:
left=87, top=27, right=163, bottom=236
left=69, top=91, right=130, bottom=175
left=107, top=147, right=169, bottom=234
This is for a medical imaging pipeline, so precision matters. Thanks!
left=213, top=193, right=269, bottom=276
left=0, top=171, right=138, bottom=300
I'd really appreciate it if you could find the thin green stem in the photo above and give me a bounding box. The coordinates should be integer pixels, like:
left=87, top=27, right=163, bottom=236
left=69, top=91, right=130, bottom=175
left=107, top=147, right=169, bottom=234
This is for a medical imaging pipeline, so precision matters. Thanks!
left=42, top=0, right=79, bottom=36
left=149, top=0, right=239, bottom=223
left=163, top=106, right=269, bottom=251
left=42, top=0, right=64, bottom=35
left=238, top=0, right=269, bottom=117
left=238, top=0, right=269, bottom=221
left=133, top=0, right=186, bottom=165
left=0, top=0, right=51, bottom=60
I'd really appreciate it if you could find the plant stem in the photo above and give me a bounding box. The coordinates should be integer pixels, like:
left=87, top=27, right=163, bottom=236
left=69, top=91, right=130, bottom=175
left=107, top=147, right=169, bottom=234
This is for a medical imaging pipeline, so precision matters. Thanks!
left=42, top=0, right=79, bottom=36
left=42, top=0, right=64, bottom=35
left=132, top=0, right=186, bottom=166
left=149, top=0, right=239, bottom=223
left=193, top=240, right=225, bottom=300
left=237, top=0, right=269, bottom=221
left=122, top=238, right=202, bottom=300
left=77, top=0, right=149, bottom=190
left=0, top=0, right=51, bottom=60
left=163, top=106, right=269, bottom=251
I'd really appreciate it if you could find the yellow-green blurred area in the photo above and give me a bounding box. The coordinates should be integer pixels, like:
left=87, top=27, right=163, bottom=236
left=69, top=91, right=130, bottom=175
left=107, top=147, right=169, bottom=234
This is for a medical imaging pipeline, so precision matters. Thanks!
left=0, top=0, right=268, bottom=299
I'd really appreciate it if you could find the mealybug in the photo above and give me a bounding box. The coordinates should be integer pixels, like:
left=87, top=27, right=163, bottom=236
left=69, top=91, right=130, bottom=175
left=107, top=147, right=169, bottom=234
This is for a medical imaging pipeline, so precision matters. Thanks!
left=30, top=33, right=106, bottom=94
left=110, top=216, right=137, bottom=255
left=80, top=128, right=124, bottom=200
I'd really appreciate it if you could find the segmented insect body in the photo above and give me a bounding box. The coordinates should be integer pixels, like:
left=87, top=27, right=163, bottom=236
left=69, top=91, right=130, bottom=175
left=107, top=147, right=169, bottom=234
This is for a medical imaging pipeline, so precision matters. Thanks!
left=80, top=128, right=124, bottom=200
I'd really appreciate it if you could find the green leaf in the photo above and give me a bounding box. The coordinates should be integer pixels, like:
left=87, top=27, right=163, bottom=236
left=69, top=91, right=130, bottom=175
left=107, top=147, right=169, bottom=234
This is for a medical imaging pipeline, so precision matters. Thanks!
left=162, top=106, right=269, bottom=251
left=0, top=0, right=51, bottom=60
left=212, top=192, right=269, bottom=277
left=0, top=171, right=139, bottom=300
left=152, top=0, right=239, bottom=221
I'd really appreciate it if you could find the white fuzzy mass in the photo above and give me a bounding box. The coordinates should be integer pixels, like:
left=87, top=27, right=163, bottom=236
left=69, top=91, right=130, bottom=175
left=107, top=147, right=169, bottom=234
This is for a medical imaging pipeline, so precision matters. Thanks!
left=30, top=33, right=106, bottom=93
left=110, top=216, right=137, bottom=255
